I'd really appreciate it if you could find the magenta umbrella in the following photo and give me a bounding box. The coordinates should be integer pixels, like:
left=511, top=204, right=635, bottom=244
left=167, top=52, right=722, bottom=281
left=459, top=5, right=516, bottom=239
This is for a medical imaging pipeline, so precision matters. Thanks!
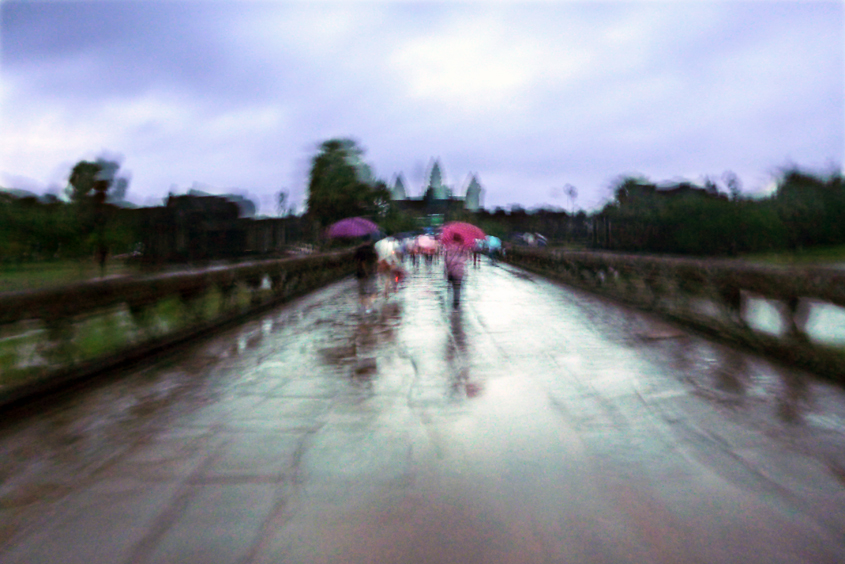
left=326, top=217, right=380, bottom=238
left=440, top=221, right=486, bottom=249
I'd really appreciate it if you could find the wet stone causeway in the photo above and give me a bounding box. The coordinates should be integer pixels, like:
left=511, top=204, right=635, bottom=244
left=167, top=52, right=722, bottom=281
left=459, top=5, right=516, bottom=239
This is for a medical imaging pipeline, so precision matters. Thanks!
left=1, top=259, right=845, bottom=563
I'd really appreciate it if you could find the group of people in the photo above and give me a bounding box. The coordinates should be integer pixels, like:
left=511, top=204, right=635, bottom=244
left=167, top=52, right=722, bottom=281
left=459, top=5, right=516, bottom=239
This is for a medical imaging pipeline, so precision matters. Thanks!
left=354, top=234, right=471, bottom=313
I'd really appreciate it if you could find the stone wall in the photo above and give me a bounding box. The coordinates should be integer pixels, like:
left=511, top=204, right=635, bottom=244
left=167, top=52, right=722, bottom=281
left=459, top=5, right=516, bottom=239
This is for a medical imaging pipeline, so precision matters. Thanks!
left=0, top=250, right=355, bottom=408
left=503, top=247, right=845, bottom=382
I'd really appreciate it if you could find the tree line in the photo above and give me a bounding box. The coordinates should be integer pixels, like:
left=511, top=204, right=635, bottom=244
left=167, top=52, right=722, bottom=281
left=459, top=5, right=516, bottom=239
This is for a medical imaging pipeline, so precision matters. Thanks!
left=1, top=158, right=137, bottom=264
left=3, top=139, right=843, bottom=266
left=306, top=137, right=845, bottom=257
left=596, top=169, right=845, bottom=255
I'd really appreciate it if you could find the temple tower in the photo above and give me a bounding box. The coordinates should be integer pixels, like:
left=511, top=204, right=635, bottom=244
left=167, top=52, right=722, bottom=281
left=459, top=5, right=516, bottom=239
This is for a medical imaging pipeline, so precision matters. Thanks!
left=464, top=174, right=483, bottom=211
left=427, top=160, right=449, bottom=200
left=391, top=174, right=407, bottom=201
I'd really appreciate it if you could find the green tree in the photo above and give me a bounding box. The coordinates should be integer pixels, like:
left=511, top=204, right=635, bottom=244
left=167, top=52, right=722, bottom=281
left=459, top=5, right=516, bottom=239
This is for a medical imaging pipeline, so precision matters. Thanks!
left=775, top=168, right=845, bottom=249
left=67, top=161, right=98, bottom=203
left=67, top=158, right=128, bottom=206
left=65, top=157, right=131, bottom=271
left=379, top=204, right=418, bottom=235
left=306, top=139, right=390, bottom=228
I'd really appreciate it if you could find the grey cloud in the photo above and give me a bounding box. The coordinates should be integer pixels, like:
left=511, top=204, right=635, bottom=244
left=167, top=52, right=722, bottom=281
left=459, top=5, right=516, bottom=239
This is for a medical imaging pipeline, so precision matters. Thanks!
left=1, top=1, right=842, bottom=212
left=2, top=2, right=297, bottom=106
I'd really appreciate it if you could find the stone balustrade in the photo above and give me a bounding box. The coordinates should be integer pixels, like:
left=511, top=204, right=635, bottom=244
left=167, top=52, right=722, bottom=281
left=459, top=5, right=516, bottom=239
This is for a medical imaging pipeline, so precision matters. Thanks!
left=504, top=246, right=845, bottom=382
left=0, top=250, right=355, bottom=407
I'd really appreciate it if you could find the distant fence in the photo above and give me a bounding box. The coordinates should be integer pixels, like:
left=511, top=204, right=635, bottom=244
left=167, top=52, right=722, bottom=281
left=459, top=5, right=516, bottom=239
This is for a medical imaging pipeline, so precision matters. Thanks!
left=504, top=247, right=845, bottom=382
left=0, top=250, right=355, bottom=409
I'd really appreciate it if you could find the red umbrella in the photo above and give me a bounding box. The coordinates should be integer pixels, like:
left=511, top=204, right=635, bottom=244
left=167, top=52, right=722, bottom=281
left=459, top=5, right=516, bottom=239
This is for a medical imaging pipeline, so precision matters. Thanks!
left=326, top=217, right=380, bottom=238
left=440, top=221, right=485, bottom=249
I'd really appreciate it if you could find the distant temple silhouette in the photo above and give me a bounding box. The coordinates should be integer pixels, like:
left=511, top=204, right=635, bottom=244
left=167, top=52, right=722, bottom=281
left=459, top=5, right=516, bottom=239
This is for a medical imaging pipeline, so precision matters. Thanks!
left=389, top=159, right=484, bottom=216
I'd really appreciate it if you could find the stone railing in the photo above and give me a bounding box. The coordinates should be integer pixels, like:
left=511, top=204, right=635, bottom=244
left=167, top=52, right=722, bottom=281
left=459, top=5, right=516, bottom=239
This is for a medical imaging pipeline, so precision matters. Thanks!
left=504, top=247, right=845, bottom=382
left=0, top=250, right=355, bottom=408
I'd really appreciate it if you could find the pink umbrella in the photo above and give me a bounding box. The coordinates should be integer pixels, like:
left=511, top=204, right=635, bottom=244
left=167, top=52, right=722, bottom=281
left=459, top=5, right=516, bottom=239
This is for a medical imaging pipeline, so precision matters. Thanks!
left=326, top=217, right=380, bottom=238
left=416, top=235, right=437, bottom=251
left=439, top=222, right=485, bottom=249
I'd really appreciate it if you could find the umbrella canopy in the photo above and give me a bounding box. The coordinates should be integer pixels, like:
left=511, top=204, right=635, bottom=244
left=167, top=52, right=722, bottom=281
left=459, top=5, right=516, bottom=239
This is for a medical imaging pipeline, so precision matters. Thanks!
left=440, top=222, right=485, bottom=249
left=375, top=236, right=399, bottom=262
left=326, top=217, right=380, bottom=238
left=415, top=234, right=437, bottom=251
left=486, top=236, right=502, bottom=250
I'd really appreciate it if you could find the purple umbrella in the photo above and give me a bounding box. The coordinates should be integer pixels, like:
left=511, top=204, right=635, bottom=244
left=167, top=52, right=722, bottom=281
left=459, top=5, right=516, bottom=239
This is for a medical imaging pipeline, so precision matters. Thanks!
left=326, top=217, right=380, bottom=238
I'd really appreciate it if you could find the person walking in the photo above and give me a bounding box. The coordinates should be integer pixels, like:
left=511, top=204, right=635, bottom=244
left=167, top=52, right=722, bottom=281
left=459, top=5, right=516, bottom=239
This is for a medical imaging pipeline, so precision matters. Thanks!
left=375, top=236, right=404, bottom=297
left=444, top=234, right=469, bottom=309
left=354, top=241, right=377, bottom=313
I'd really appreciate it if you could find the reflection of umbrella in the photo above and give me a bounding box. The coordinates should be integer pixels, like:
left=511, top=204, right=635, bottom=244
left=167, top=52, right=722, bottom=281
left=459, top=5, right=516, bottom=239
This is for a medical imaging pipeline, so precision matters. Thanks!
left=326, top=217, right=379, bottom=238
left=440, top=222, right=485, bottom=249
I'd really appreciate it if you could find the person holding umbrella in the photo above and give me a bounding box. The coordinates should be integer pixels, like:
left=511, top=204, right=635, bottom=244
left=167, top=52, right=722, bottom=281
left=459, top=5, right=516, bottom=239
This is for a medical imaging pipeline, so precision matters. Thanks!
left=354, top=239, right=378, bottom=314
left=325, top=217, right=381, bottom=313
left=443, top=233, right=470, bottom=308
left=440, top=221, right=485, bottom=309
left=375, top=236, right=405, bottom=297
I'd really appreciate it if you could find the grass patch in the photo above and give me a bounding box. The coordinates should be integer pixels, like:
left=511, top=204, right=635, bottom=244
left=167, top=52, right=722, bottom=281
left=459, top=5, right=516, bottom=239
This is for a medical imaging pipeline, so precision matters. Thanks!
left=0, top=340, right=20, bottom=384
left=740, top=244, right=845, bottom=267
left=0, top=327, right=49, bottom=390
left=74, top=309, right=133, bottom=360
left=541, top=241, right=589, bottom=251
left=151, top=296, right=187, bottom=335
left=0, top=259, right=137, bottom=293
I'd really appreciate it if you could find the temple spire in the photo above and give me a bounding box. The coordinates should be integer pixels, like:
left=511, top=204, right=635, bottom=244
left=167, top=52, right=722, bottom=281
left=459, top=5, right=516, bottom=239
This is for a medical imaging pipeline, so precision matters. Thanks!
left=391, top=174, right=407, bottom=200
left=465, top=174, right=483, bottom=211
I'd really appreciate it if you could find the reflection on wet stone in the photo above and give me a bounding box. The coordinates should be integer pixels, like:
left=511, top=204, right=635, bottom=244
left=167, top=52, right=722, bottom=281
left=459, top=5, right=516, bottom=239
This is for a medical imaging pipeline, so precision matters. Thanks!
left=712, top=349, right=747, bottom=400
left=352, top=357, right=377, bottom=378
left=318, top=344, right=357, bottom=365
left=776, top=368, right=811, bottom=424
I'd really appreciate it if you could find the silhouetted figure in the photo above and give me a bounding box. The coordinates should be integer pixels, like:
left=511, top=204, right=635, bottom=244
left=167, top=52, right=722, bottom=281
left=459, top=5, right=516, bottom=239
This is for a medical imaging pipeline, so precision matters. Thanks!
left=354, top=241, right=378, bottom=313
left=97, top=244, right=108, bottom=277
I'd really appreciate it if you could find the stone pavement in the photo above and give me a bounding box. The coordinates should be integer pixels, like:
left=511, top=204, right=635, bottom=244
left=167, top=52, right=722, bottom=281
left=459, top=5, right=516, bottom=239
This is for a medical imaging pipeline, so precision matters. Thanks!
left=1, top=258, right=845, bottom=563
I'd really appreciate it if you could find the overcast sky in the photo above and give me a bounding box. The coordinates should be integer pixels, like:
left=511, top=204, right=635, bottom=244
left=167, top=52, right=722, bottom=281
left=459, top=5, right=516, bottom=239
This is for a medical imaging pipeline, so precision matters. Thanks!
left=1, top=0, right=842, bottom=215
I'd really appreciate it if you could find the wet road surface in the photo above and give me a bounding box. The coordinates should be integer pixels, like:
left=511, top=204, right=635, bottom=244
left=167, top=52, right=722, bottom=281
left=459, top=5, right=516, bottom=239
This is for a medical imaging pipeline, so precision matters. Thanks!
left=1, top=259, right=845, bottom=563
